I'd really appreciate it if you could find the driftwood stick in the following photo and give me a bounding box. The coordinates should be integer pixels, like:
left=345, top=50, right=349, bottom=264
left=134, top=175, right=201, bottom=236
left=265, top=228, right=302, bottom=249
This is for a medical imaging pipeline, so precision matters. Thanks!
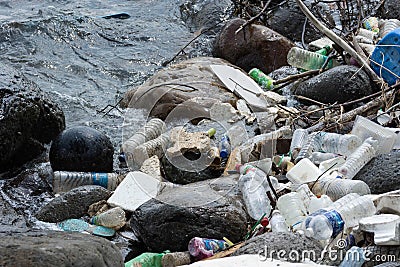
left=235, top=0, right=272, bottom=34
left=294, top=0, right=381, bottom=83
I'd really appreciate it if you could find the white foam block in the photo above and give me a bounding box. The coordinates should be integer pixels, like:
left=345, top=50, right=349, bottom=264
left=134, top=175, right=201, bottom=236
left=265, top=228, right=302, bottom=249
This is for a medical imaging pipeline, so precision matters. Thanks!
left=107, top=171, right=160, bottom=212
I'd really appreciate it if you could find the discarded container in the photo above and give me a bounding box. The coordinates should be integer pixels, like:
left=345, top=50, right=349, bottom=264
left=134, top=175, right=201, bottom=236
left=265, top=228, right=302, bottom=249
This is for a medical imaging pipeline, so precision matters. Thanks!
left=125, top=251, right=168, bottom=267
left=338, top=137, right=378, bottom=179
left=52, top=171, right=119, bottom=193
left=318, top=156, right=346, bottom=173
left=290, top=129, right=309, bottom=160
left=287, top=47, right=340, bottom=71
left=237, top=164, right=273, bottom=220
left=379, top=19, right=400, bottom=38
left=311, top=176, right=371, bottom=201
left=363, top=17, right=379, bottom=33
left=91, top=206, right=126, bottom=230
left=308, top=195, right=333, bottom=214
left=295, top=132, right=318, bottom=163
left=305, top=195, right=376, bottom=240
left=188, top=237, right=229, bottom=260
left=313, top=132, right=362, bottom=156
left=219, top=134, right=231, bottom=159
left=351, top=115, right=396, bottom=154
left=270, top=210, right=289, bottom=233
left=339, top=246, right=366, bottom=267
left=57, top=219, right=115, bottom=237
left=107, top=171, right=160, bottom=212
left=276, top=192, right=308, bottom=229
left=310, top=152, right=338, bottom=165
left=248, top=68, right=274, bottom=90
left=286, top=158, right=322, bottom=185
left=133, top=133, right=170, bottom=167
left=122, top=118, right=166, bottom=167
left=370, top=28, right=400, bottom=85
left=359, top=214, right=400, bottom=245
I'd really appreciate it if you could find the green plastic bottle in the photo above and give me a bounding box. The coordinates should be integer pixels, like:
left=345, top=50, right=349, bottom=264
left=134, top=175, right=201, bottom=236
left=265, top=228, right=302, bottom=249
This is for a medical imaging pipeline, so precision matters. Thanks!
left=248, top=68, right=274, bottom=90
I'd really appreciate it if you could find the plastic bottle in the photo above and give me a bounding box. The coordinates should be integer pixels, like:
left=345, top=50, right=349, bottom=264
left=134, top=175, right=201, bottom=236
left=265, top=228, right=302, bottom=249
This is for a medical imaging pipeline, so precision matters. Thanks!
left=308, top=195, right=333, bottom=214
left=311, top=176, right=371, bottom=201
left=380, top=19, right=400, bottom=38
left=248, top=68, right=274, bottom=90
left=219, top=134, right=231, bottom=159
left=52, top=171, right=120, bottom=193
left=289, top=129, right=309, bottom=160
left=310, top=152, right=338, bottom=165
left=295, top=132, right=318, bottom=163
left=133, top=133, right=170, bottom=167
left=237, top=164, right=273, bottom=220
left=305, top=195, right=376, bottom=240
left=287, top=47, right=340, bottom=71
left=122, top=118, right=166, bottom=166
left=188, top=237, right=229, bottom=260
left=313, top=132, right=362, bottom=156
left=270, top=210, right=289, bottom=233
left=339, top=246, right=366, bottom=267
left=91, top=207, right=126, bottom=230
left=276, top=192, right=308, bottom=229
left=338, top=137, right=378, bottom=179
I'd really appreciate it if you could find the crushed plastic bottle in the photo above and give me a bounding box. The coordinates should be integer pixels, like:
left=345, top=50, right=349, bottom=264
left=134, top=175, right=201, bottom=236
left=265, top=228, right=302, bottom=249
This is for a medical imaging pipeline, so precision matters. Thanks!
left=295, top=132, right=318, bottom=163
left=248, top=68, right=274, bottom=90
left=276, top=192, right=308, bottom=229
left=219, top=134, right=231, bottom=159
left=188, top=237, right=229, bottom=260
left=287, top=47, right=340, bottom=71
left=339, top=246, right=366, bottom=267
left=313, top=132, right=362, bottom=156
left=290, top=129, right=309, bottom=160
left=270, top=210, right=289, bottom=233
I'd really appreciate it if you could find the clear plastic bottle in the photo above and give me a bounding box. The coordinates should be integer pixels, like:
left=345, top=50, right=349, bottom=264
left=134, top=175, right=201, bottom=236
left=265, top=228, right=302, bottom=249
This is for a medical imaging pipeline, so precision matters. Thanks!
left=287, top=47, right=340, bottom=71
left=313, top=132, right=362, bottom=156
left=91, top=206, right=126, bottom=230
left=338, top=137, right=378, bottom=179
left=132, top=133, right=170, bottom=167
left=290, top=129, right=309, bottom=160
left=311, top=176, right=370, bottom=201
left=310, top=152, right=338, bottom=165
left=308, top=195, right=333, bottom=214
left=237, top=164, right=273, bottom=220
left=380, top=19, right=400, bottom=38
left=276, top=192, right=308, bottom=228
left=339, top=246, right=366, bottom=267
left=53, top=171, right=120, bottom=193
left=305, top=195, right=376, bottom=240
left=270, top=210, right=289, bottom=233
left=295, top=132, right=318, bottom=163
left=219, top=134, right=231, bottom=159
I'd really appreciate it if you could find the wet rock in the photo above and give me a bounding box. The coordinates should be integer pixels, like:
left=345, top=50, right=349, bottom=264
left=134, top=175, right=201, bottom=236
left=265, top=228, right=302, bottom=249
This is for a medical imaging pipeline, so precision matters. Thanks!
left=49, top=126, right=114, bottom=173
left=36, top=185, right=112, bottom=223
left=362, top=245, right=400, bottom=266
left=121, top=57, right=238, bottom=121
left=0, top=194, right=27, bottom=232
left=265, top=0, right=323, bottom=44
left=130, top=175, right=248, bottom=252
left=377, top=0, right=400, bottom=20
left=180, top=0, right=232, bottom=33
left=354, top=150, right=400, bottom=194
left=232, top=232, right=323, bottom=262
left=213, top=18, right=294, bottom=74
left=295, top=65, right=373, bottom=104
left=0, top=230, right=123, bottom=267
left=0, top=63, right=65, bottom=172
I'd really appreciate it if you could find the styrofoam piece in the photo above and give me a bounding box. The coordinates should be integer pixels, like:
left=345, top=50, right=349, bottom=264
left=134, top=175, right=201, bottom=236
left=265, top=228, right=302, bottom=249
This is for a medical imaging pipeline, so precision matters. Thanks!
left=107, top=171, right=160, bottom=212
left=387, top=128, right=400, bottom=149
left=351, top=115, right=396, bottom=154
left=376, top=195, right=400, bottom=215
left=286, top=158, right=322, bottom=184
left=359, top=214, right=400, bottom=245
left=181, top=254, right=330, bottom=267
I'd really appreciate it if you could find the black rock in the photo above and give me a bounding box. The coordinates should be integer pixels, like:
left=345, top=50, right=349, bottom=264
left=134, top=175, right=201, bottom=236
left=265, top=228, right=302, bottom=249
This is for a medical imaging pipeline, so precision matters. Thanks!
left=0, top=63, right=65, bottom=172
left=0, top=194, right=27, bottom=233
left=232, top=232, right=323, bottom=263
left=36, top=185, right=112, bottom=223
left=354, top=150, right=400, bottom=194
left=0, top=230, right=124, bottom=267
left=295, top=65, right=373, bottom=104
left=49, top=126, right=114, bottom=172
left=130, top=176, right=248, bottom=252
left=377, top=0, right=400, bottom=20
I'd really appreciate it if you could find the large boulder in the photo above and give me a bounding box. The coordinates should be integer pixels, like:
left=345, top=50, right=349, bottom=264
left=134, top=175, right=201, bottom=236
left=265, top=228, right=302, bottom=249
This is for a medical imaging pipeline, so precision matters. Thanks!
left=377, top=0, right=400, bottom=20
left=233, top=232, right=323, bottom=263
left=0, top=195, right=27, bottom=232
left=0, top=63, right=65, bottom=172
left=0, top=230, right=123, bottom=267
left=213, top=18, right=294, bottom=75
left=36, top=185, right=112, bottom=223
left=121, top=57, right=238, bottom=121
left=130, top=175, right=248, bottom=252
left=354, top=150, right=400, bottom=194
left=295, top=65, right=373, bottom=104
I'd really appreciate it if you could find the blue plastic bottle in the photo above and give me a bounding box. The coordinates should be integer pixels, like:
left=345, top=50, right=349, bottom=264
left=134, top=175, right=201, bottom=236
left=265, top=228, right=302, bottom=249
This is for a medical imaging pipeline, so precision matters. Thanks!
left=219, top=135, right=231, bottom=159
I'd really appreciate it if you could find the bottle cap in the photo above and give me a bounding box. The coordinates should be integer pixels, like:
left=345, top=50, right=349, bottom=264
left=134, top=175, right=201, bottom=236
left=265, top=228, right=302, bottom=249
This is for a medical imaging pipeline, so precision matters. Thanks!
left=260, top=217, right=269, bottom=227
left=220, top=150, right=229, bottom=159
left=206, top=128, right=216, bottom=138
left=305, top=228, right=314, bottom=238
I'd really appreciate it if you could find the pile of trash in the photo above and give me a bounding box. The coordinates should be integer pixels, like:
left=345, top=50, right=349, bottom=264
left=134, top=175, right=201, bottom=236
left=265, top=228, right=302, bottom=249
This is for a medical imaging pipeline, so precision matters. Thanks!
left=12, top=0, right=400, bottom=267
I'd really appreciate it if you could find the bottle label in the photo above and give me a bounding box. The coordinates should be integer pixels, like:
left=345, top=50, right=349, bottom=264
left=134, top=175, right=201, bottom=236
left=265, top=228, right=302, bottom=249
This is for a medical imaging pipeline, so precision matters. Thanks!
left=91, top=173, right=108, bottom=188
left=202, top=239, right=229, bottom=253
left=323, top=210, right=344, bottom=237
